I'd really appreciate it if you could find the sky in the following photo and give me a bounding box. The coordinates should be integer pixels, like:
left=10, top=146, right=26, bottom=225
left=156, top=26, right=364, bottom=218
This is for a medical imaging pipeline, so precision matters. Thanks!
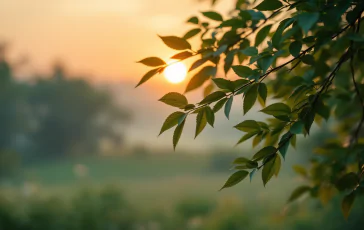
left=0, top=0, right=233, bottom=84
left=0, top=0, right=260, bottom=150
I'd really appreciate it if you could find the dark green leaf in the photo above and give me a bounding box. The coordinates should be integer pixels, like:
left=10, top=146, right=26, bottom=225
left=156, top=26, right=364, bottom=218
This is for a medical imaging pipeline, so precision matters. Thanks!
left=242, top=47, right=258, bottom=56
left=173, top=119, right=186, bottom=150
left=159, top=111, right=186, bottom=136
left=199, top=91, right=226, bottom=104
left=213, top=98, right=228, bottom=113
left=253, top=146, right=276, bottom=161
left=255, top=24, right=273, bottom=46
left=278, top=132, right=291, bottom=159
left=289, top=41, right=302, bottom=57
left=297, top=12, right=319, bottom=34
left=232, top=65, right=253, bottom=78
left=288, top=186, right=311, bottom=203
left=159, top=35, right=192, bottom=50
left=244, top=84, right=259, bottom=114
left=220, top=170, right=249, bottom=190
left=236, top=131, right=260, bottom=145
left=212, top=78, right=235, bottom=91
left=159, top=92, right=188, bottom=108
left=205, top=106, right=215, bottom=127
left=224, top=97, right=234, bottom=119
left=235, top=120, right=261, bottom=132
left=195, top=110, right=207, bottom=138
left=301, top=54, right=315, bottom=65
left=262, top=154, right=278, bottom=186
left=254, top=0, right=283, bottom=11
left=290, top=121, right=304, bottom=134
left=258, top=83, right=267, bottom=106
left=260, top=103, right=291, bottom=116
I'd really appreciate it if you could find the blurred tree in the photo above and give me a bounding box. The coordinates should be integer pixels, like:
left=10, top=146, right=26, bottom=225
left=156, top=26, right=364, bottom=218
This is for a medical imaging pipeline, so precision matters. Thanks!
left=27, top=64, right=130, bottom=157
left=137, top=0, right=364, bottom=219
left=0, top=47, right=130, bottom=163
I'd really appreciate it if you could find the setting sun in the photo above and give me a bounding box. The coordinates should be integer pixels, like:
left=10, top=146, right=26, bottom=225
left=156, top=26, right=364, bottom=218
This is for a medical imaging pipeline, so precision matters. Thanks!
left=164, top=62, right=187, bottom=84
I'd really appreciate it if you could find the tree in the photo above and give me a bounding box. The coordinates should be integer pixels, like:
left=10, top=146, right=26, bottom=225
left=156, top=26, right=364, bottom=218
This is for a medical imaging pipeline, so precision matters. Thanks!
left=137, top=0, right=364, bottom=219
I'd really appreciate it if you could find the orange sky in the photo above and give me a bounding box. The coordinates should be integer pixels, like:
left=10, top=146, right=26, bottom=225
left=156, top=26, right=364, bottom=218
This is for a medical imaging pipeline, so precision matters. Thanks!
left=0, top=0, right=233, bottom=86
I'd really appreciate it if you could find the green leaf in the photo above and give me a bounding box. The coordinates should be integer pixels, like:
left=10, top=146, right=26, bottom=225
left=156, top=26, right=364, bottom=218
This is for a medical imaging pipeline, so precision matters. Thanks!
left=255, top=24, right=273, bottom=46
left=249, top=169, right=257, bottom=182
left=290, top=121, right=304, bottom=134
left=220, top=170, right=249, bottom=190
left=253, top=146, right=276, bottom=161
left=205, top=106, right=215, bottom=127
left=272, top=18, right=294, bottom=49
left=185, top=66, right=216, bottom=93
left=260, top=103, right=291, bottom=116
left=232, top=65, right=253, bottom=78
left=244, top=84, right=259, bottom=114
left=137, top=57, right=166, bottom=67
left=173, top=119, right=186, bottom=150
left=214, top=44, right=228, bottom=57
left=199, top=91, right=226, bottom=104
left=202, top=11, right=223, bottom=21
left=289, top=41, right=302, bottom=57
left=212, top=78, right=235, bottom=91
left=136, top=68, right=160, bottom=87
left=183, top=28, right=202, bottom=40
left=242, top=47, right=258, bottom=56
left=236, top=131, right=260, bottom=145
left=342, top=192, right=356, bottom=220
left=159, top=92, right=188, bottom=108
left=278, top=132, right=291, bottom=159
left=187, top=16, right=199, bottom=24
left=301, top=54, right=315, bottom=65
left=189, top=58, right=208, bottom=72
left=288, top=186, right=311, bottom=203
left=258, top=83, right=267, bottom=106
left=262, top=154, right=279, bottom=186
left=233, top=157, right=257, bottom=167
left=195, top=110, right=207, bottom=138
left=159, top=111, right=186, bottom=136
left=254, top=0, right=283, bottom=11
left=213, top=98, right=228, bottom=113
left=297, top=12, right=319, bottom=34
left=235, top=120, right=261, bottom=132
left=274, top=154, right=281, bottom=176
left=171, top=51, right=193, bottom=60
left=336, top=173, right=359, bottom=192
left=159, top=35, right=192, bottom=50
left=224, top=97, right=234, bottom=119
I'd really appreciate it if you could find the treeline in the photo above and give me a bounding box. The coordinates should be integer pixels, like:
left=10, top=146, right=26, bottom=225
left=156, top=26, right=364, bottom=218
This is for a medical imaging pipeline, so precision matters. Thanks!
left=0, top=52, right=130, bottom=177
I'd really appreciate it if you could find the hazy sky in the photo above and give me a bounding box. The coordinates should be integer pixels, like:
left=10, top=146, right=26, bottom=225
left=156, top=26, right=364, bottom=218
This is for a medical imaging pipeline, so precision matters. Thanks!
left=0, top=0, right=233, bottom=84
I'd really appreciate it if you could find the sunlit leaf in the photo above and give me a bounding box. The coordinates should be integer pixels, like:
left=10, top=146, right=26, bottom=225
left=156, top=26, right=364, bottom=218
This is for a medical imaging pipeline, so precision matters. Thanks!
left=199, top=91, right=226, bottom=104
left=171, top=51, right=194, bottom=60
left=260, top=103, right=291, bottom=116
left=137, top=57, right=166, bottom=67
left=159, top=92, right=188, bottom=108
left=159, top=35, right=192, bottom=50
left=136, top=68, right=160, bottom=87
left=173, top=119, right=186, bottom=150
left=195, top=110, right=207, bottom=138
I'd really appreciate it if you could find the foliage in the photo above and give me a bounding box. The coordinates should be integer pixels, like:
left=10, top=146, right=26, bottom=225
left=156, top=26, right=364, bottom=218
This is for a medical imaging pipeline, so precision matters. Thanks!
left=137, top=0, right=364, bottom=218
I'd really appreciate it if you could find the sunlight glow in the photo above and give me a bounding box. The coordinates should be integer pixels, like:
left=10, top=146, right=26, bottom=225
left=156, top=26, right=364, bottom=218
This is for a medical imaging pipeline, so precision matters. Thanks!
left=164, top=62, right=187, bottom=84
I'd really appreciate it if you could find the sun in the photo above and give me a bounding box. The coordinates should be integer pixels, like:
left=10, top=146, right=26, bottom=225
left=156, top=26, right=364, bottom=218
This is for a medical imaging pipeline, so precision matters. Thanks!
left=164, top=62, right=187, bottom=84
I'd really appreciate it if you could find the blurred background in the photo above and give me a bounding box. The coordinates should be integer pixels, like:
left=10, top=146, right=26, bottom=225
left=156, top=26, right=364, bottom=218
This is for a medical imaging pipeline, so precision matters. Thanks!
left=0, top=0, right=363, bottom=229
